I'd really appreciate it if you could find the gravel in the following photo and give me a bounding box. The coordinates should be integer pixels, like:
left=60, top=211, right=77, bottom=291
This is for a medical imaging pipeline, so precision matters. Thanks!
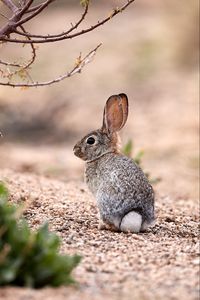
left=0, top=169, right=199, bottom=300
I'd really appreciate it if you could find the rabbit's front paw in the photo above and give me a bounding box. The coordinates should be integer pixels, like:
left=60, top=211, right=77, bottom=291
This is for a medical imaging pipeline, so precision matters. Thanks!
left=98, top=220, right=119, bottom=232
left=98, top=220, right=107, bottom=230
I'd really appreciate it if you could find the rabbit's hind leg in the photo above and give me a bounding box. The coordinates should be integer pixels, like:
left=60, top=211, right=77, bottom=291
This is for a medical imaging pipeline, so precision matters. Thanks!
left=120, top=211, right=142, bottom=233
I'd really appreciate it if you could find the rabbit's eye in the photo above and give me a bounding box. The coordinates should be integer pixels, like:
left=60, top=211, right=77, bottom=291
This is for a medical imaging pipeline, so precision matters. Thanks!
left=86, top=137, right=95, bottom=145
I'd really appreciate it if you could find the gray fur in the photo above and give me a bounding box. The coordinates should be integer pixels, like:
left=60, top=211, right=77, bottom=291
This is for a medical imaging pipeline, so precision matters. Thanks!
left=85, top=153, right=155, bottom=231
left=73, top=93, right=155, bottom=233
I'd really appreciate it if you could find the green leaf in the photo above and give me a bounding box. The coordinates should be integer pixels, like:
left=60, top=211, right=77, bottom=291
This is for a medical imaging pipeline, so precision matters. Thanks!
left=123, top=140, right=133, bottom=157
left=149, top=176, right=162, bottom=185
left=133, top=150, right=144, bottom=165
left=122, top=140, right=161, bottom=185
left=0, top=182, right=8, bottom=202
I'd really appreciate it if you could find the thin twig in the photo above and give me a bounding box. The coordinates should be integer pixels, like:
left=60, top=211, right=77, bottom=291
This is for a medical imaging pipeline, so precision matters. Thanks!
left=19, top=25, right=36, bottom=69
left=17, top=0, right=34, bottom=17
left=0, top=44, right=101, bottom=87
left=0, top=13, right=9, bottom=20
left=15, top=2, right=89, bottom=39
left=0, top=25, right=36, bottom=77
left=0, top=60, right=24, bottom=67
left=25, top=1, right=55, bottom=14
left=25, top=3, right=47, bottom=14
left=2, top=27, right=36, bottom=69
left=1, top=0, right=18, bottom=13
left=15, top=0, right=54, bottom=26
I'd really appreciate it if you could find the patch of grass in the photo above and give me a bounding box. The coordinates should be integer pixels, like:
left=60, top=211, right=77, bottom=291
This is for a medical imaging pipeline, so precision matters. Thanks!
left=123, top=140, right=161, bottom=184
left=0, top=182, right=81, bottom=288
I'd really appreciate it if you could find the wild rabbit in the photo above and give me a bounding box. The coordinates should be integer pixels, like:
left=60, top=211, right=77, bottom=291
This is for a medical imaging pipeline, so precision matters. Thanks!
left=73, top=94, right=155, bottom=233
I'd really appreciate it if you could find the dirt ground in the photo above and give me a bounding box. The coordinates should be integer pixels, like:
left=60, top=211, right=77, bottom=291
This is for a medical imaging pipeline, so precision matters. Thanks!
left=0, top=1, right=199, bottom=299
left=0, top=169, right=199, bottom=300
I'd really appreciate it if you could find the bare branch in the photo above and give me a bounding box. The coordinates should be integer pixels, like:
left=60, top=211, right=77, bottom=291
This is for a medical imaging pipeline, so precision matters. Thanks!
left=0, top=0, right=34, bottom=37
left=0, top=0, right=135, bottom=43
left=0, top=25, right=36, bottom=78
left=0, top=12, right=9, bottom=20
left=15, top=0, right=55, bottom=26
left=25, top=3, right=49, bottom=14
left=13, top=25, right=36, bottom=69
left=15, top=2, right=89, bottom=39
left=1, top=0, right=18, bottom=13
left=17, top=0, right=34, bottom=17
left=0, top=0, right=135, bottom=88
left=0, top=43, right=101, bottom=87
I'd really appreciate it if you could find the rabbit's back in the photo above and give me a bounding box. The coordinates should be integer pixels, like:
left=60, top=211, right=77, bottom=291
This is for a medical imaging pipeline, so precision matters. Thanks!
left=85, top=153, right=155, bottom=226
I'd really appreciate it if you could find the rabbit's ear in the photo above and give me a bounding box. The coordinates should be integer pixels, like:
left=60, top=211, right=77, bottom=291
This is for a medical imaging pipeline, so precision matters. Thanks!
left=102, top=93, right=128, bottom=134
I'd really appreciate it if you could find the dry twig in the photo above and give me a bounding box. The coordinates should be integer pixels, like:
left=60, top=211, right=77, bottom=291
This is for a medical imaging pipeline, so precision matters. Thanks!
left=0, top=43, right=101, bottom=87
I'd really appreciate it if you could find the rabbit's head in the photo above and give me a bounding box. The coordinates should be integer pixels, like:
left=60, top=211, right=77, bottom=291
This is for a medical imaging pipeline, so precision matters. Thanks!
left=73, top=93, right=129, bottom=162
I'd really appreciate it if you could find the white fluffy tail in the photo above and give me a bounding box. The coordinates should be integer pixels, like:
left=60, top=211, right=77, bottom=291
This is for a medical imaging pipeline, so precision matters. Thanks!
left=120, top=211, right=142, bottom=233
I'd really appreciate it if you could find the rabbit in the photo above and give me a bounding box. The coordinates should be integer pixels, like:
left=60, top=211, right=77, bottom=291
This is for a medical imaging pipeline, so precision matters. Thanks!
left=73, top=93, right=155, bottom=233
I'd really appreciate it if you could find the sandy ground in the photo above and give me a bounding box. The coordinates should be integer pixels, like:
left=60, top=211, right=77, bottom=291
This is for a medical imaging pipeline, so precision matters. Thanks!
left=0, top=169, right=199, bottom=300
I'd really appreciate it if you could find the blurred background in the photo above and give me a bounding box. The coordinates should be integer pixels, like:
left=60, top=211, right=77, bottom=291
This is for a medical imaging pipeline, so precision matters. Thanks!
left=0, top=0, right=199, bottom=200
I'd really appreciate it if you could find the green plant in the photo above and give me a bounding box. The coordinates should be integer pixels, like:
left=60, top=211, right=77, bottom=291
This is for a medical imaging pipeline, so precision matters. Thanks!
left=0, top=182, right=81, bottom=288
left=123, top=140, right=161, bottom=184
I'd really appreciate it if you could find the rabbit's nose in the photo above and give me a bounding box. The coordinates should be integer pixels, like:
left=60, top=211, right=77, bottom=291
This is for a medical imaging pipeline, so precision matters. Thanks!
left=73, top=145, right=81, bottom=155
left=73, top=144, right=79, bottom=150
left=73, top=145, right=77, bottom=153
